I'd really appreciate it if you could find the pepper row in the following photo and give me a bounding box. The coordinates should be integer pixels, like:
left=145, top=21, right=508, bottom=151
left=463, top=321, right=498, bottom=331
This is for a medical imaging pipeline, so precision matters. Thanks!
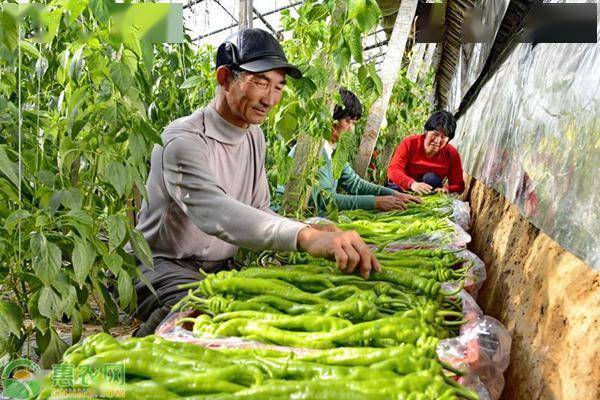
left=40, top=333, right=478, bottom=400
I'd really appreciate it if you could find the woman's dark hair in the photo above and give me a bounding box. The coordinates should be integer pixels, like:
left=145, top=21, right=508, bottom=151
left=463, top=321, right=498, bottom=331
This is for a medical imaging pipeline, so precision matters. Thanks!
left=333, top=88, right=363, bottom=121
left=424, top=110, right=456, bottom=140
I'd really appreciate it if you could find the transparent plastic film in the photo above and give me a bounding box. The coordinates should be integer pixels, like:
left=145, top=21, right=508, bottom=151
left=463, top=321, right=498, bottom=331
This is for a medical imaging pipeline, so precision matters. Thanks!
left=453, top=2, right=600, bottom=269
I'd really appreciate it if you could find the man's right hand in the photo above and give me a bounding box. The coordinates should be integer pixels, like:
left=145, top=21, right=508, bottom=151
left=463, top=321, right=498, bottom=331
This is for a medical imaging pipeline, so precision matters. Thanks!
left=375, top=195, right=409, bottom=211
left=296, top=228, right=380, bottom=279
left=410, top=181, right=433, bottom=195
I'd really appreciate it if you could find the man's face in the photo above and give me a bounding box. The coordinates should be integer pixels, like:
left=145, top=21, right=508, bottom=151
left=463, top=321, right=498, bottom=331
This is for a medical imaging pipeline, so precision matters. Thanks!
left=225, top=69, right=286, bottom=125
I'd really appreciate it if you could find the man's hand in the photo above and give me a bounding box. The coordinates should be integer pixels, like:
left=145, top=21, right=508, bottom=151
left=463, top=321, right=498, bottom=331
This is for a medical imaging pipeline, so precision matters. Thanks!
left=410, top=181, right=432, bottom=195
left=296, top=228, right=380, bottom=279
left=309, top=223, right=342, bottom=233
left=375, top=196, right=408, bottom=211
left=393, top=191, right=423, bottom=204
left=434, top=187, right=449, bottom=194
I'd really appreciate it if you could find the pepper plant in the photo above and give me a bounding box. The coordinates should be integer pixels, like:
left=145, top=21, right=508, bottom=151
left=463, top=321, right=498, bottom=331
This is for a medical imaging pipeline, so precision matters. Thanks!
left=0, top=0, right=214, bottom=366
left=263, top=0, right=383, bottom=216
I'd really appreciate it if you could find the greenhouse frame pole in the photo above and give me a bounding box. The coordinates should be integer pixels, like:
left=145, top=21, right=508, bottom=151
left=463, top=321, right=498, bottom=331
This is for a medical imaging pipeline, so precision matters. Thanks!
left=238, top=0, right=253, bottom=29
left=354, top=0, right=419, bottom=177
left=407, top=43, right=427, bottom=82
left=282, top=2, right=346, bottom=214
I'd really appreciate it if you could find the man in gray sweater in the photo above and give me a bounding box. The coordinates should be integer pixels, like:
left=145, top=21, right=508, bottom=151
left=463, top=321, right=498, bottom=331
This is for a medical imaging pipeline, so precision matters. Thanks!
left=130, top=29, right=380, bottom=336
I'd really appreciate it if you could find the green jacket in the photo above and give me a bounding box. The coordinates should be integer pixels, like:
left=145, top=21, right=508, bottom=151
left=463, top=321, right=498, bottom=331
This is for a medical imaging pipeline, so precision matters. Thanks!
left=310, top=147, right=396, bottom=213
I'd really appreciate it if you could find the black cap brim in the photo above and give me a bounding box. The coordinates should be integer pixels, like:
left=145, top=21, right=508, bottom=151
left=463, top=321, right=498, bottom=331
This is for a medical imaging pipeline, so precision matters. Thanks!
left=239, top=58, right=303, bottom=79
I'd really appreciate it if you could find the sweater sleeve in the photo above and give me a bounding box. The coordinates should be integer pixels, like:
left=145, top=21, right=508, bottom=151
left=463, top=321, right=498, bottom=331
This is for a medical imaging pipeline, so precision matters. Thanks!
left=162, top=135, right=307, bottom=252
left=387, top=138, right=417, bottom=190
left=312, top=161, right=378, bottom=212
left=338, top=163, right=396, bottom=196
left=446, top=147, right=465, bottom=193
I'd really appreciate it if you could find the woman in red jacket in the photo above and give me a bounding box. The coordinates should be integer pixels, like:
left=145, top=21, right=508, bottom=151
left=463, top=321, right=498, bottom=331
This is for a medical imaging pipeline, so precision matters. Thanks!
left=387, top=111, right=465, bottom=195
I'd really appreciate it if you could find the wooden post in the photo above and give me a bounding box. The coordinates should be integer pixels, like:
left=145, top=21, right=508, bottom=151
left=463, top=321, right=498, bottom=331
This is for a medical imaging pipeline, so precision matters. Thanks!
left=238, top=0, right=253, bottom=29
left=407, top=43, right=426, bottom=82
left=354, top=0, right=418, bottom=177
left=419, top=43, right=437, bottom=82
left=282, top=2, right=346, bottom=215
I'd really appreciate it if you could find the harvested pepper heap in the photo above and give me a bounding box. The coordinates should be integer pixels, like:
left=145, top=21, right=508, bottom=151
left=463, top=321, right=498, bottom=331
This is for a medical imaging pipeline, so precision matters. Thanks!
left=42, top=333, right=478, bottom=400
left=172, top=254, right=468, bottom=348
left=47, top=193, right=480, bottom=399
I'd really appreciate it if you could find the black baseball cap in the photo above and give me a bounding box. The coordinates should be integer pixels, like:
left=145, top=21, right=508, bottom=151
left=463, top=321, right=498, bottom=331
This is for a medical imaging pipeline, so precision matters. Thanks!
left=216, top=28, right=302, bottom=79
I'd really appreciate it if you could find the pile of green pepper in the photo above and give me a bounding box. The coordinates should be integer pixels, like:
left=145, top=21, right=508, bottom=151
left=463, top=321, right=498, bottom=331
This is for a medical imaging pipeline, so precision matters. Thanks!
left=46, top=193, right=481, bottom=399
left=41, top=333, right=478, bottom=399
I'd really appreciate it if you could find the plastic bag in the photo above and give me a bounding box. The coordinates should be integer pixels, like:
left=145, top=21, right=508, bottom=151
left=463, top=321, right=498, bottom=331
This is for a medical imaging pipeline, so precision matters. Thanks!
left=455, top=249, right=487, bottom=297
left=437, top=316, right=512, bottom=400
left=451, top=200, right=471, bottom=231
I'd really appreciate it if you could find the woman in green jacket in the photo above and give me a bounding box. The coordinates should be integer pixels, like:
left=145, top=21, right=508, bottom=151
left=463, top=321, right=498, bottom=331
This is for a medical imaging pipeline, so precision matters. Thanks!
left=310, top=89, right=420, bottom=214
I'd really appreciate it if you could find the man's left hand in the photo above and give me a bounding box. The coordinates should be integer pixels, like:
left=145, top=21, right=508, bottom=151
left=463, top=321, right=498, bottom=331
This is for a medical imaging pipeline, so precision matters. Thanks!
left=434, top=187, right=449, bottom=194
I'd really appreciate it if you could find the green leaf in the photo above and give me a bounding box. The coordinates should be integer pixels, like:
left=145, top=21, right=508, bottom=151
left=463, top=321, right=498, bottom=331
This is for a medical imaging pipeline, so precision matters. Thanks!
left=38, top=286, right=62, bottom=320
left=138, top=117, right=162, bottom=145
left=58, top=136, right=77, bottom=177
left=89, top=0, right=111, bottom=24
left=93, top=282, right=118, bottom=328
left=368, top=63, right=383, bottom=95
left=20, top=40, right=41, bottom=59
left=0, top=177, right=19, bottom=202
left=344, top=25, right=363, bottom=63
left=103, top=161, right=129, bottom=196
left=107, top=215, right=127, bottom=252
left=31, top=233, right=61, bottom=286
left=333, top=39, right=351, bottom=73
left=72, top=238, right=95, bottom=286
left=0, top=10, right=18, bottom=51
left=42, top=9, right=63, bottom=43
left=109, top=62, right=133, bottom=95
left=352, top=0, right=380, bottom=32
left=39, top=328, right=69, bottom=369
left=128, top=131, right=146, bottom=161
left=0, top=145, right=19, bottom=188
left=180, top=75, right=203, bottom=89
left=103, top=253, right=123, bottom=276
left=140, top=40, right=154, bottom=73
left=348, top=0, right=367, bottom=21
left=0, top=300, right=23, bottom=337
left=275, top=106, right=298, bottom=141
left=117, top=270, right=134, bottom=309
left=28, top=291, right=49, bottom=334
left=129, top=229, right=153, bottom=269
left=69, top=46, right=85, bottom=81
left=61, top=188, right=83, bottom=210
left=35, top=57, right=49, bottom=78
left=5, top=210, right=31, bottom=234
left=65, top=209, right=94, bottom=227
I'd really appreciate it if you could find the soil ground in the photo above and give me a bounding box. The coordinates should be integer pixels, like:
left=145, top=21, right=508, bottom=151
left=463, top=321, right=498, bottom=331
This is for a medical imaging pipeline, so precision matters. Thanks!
left=461, top=176, right=600, bottom=400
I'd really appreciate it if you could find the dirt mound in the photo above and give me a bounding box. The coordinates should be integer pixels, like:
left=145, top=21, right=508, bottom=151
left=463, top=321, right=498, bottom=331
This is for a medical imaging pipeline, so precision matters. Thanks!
left=462, top=176, right=600, bottom=400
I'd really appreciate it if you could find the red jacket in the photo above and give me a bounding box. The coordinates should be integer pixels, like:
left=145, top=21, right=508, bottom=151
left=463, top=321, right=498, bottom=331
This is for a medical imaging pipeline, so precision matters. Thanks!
left=387, top=134, right=465, bottom=193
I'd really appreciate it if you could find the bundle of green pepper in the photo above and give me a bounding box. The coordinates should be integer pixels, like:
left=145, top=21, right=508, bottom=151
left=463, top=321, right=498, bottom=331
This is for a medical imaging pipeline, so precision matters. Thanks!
left=41, top=333, right=478, bottom=400
left=338, top=193, right=454, bottom=222
left=170, top=259, right=468, bottom=348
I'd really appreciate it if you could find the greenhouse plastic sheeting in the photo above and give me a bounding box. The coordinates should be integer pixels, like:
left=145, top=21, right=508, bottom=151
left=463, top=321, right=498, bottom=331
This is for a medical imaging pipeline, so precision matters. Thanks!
left=447, top=0, right=511, bottom=112
left=453, top=6, right=600, bottom=269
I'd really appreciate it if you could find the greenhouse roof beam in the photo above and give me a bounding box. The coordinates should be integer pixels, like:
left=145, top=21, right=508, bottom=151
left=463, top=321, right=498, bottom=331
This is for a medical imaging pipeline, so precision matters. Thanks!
left=193, top=1, right=303, bottom=41
left=213, top=0, right=238, bottom=23
left=363, top=40, right=389, bottom=51
left=253, top=6, right=279, bottom=38
left=184, top=0, right=207, bottom=10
